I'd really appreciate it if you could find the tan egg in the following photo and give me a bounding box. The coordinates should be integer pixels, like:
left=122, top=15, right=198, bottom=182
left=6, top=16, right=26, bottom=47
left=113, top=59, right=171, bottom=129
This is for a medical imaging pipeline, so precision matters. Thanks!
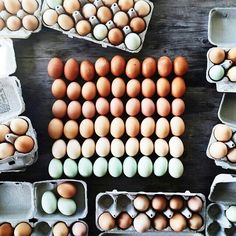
left=97, top=6, right=112, bottom=23
left=140, top=137, right=154, bottom=156
left=142, top=57, right=156, bottom=78
left=0, top=125, right=10, bottom=142
left=22, top=0, right=38, bottom=13
left=23, top=15, right=39, bottom=31
left=80, top=60, right=95, bottom=81
left=111, top=55, right=126, bottom=76
left=110, top=98, right=124, bottom=117
left=127, top=79, right=140, bottom=97
left=156, top=78, right=170, bottom=97
left=227, top=47, right=236, bottom=63
left=214, top=124, right=232, bottom=142
left=96, top=97, right=110, bottom=115
left=82, top=101, right=95, bottom=119
left=14, top=136, right=34, bottom=153
left=7, top=16, right=21, bottom=31
left=43, top=9, right=58, bottom=26
left=117, top=212, right=133, bottom=230
left=126, top=117, right=140, bottom=137
left=171, top=98, right=185, bottom=116
left=170, top=116, right=185, bottom=136
left=72, top=222, right=87, bottom=236
left=152, top=195, right=168, bottom=211
left=0, top=143, right=15, bottom=159
left=0, top=223, right=14, bottom=236
left=111, top=77, right=126, bottom=97
left=174, top=56, right=189, bottom=76
left=118, top=0, right=134, bottom=11
left=227, top=148, right=236, bottom=163
left=14, top=222, right=32, bottom=236
left=141, top=98, right=155, bottom=116
left=48, top=58, right=64, bottom=79
left=110, top=118, right=125, bottom=138
left=82, top=3, right=97, bottom=19
left=95, top=116, right=110, bottom=137
left=227, top=66, right=236, bottom=82
left=95, top=57, right=110, bottom=77
left=48, top=118, right=64, bottom=139
left=63, top=0, right=81, bottom=14
left=126, top=98, right=140, bottom=116
left=170, top=196, right=184, bottom=210
left=188, top=214, right=203, bottom=230
left=67, top=101, right=81, bottom=120
left=64, top=120, right=79, bottom=139
left=64, top=58, right=80, bottom=81
left=52, top=139, right=67, bottom=159
left=133, top=213, right=151, bottom=233
left=141, top=117, right=155, bottom=137
left=169, top=136, right=184, bottom=158
left=10, top=118, right=28, bottom=135
left=156, top=98, right=171, bottom=117
left=134, top=195, right=150, bottom=211
left=103, top=0, right=117, bottom=6
left=209, top=142, right=227, bottom=159
left=108, top=28, right=124, bottom=45
left=80, top=119, right=94, bottom=138
left=52, top=79, right=67, bottom=98
left=142, top=78, right=155, bottom=97
left=125, top=138, right=139, bottom=156
left=82, top=138, right=95, bottom=157
left=98, top=212, right=116, bottom=231
left=187, top=196, right=203, bottom=212
left=113, top=11, right=129, bottom=28
left=134, top=0, right=150, bottom=17
left=58, top=14, right=74, bottom=31
left=209, top=48, right=225, bottom=64
left=57, top=182, right=77, bottom=198
left=76, top=20, right=91, bottom=36
left=0, top=0, right=4, bottom=11
left=154, top=139, right=169, bottom=157
left=171, top=77, right=186, bottom=98
left=67, top=139, right=81, bottom=160
left=130, top=17, right=146, bottom=33
left=170, top=213, right=187, bottom=232
left=153, top=214, right=168, bottom=231
left=111, top=139, right=125, bottom=157
left=67, top=82, right=81, bottom=100
left=157, top=56, right=172, bottom=77
left=52, top=100, right=67, bottom=118
left=126, top=58, right=141, bottom=79
left=97, top=77, right=111, bottom=97
left=155, top=118, right=170, bottom=139
left=5, top=0, right=21, bottom=14
left=52, top=222, right=69, bottom=236
left=82, top=82, right=96, bottom=100
left=0, top=18, right=5, bottom=30
left=96, top=137, right=110, bottom=156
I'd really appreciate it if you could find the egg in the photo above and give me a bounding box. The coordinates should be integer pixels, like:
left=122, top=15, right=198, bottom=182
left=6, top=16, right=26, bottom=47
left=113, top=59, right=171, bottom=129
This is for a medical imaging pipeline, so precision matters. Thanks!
left=209, top=65, right=225, bottom=81
left=82, top=82, right=96, bottom=100
left=52, top=139, right=67, bottom=159
left=126, top=98, right=140, bottom=116
left=155, top=118, right=170, bottom=139
left=112, top=77, right=126, bottom=97
left=126, top=117, right=140, bottom=137
left=95, top=57, right=110, bottom=77
left=134, top=0, right=150, bottom=16
left=227, top=148, right=236, bottom=163
left=130, top=17, right=146, bottom=33
left=41, top=191, right=57, bottom=214
left=169, top=213, right=187, bottom=232
left=67, top=139, right=81, bottom=160
left=103, top=0, right=117, bottom=6
left=142, top=57, right=156, bottom=78
left=126, top=79, right=141, bottom=97
left=169, top=196, right=184, bottom=210
left=133, top=213, right=151, bottom=233
left=113, top=11, right=129, bottom=29
left=0, top=143, right=15, bottom=159
left=154, top=139, right=169, bottom=157
left=169, top=136, right=184, bottom=158
left=209, top=48, right=225, bottom=64
left=10, top=118, right=28, bottom=135
left=209, top=142, right=227, bottom=159
left=141, top=117, right=155, bottom=137
left=170, top=116, right=185, bottom=136
left=47, top=0, right=62, bottom=8
left=227, top=47, right=236, bottom=63
left=79, top=119, right=94, bottom=138
left=117, top=212, right=133, bottom=229
left=125, top=33, right=141, bottom=51
left=7, top=16, right=21, bottom=31
left=52, top=79, right=67, bottom=98
left=76, top=20, right=91, bottom=36
left=58, top=197, right=77, bottom=216
left=126, top=58, right=141, bottom=79
left=63, top=158, right=78, bottom=178
left=156, top=98, right=171, bottom=117
left=108, top=28, right=124, bottom=45
left=111, top=139, right=125, bottom=157
left=96, top=137, right=110, bottom=157
left=134, top=195, right=150, bottom=211
left=82, top=3, right=97, bottom=19
left=125, top=138, right=139, bottom=156
left=123, top=156, right=137, bottom=177
left=141, top=98, right=155, bottom=116
left=78, top=158, right=93, bottom=177
left=96, top=97, right=110, bottom=115
left=108, top=157, right=122, bottom=177
left=188, top=196, right=203, bottom=212
left=97, top=77, right=111, bottom=97
left=72, top=222, right=88, bottom=236
left=0, top=223, right=14, bottom=236
left=48, top=158, right=63, bottom=179
left=97, top=6, right=112, bottom=23
left=82, top=139, right=95, bottom=157
left=43, top=9, right=58, bottom=26
left=214, top=124, right=232, bottom=142
left=14, top=136, right=34, bottom=153
left=110, top=118, right=125, bottom=138
left=168, top=158, right=184, bottom=178
left=118, top=0, right=134, bottom=11
left=153, top=214, right=168, bottom=230
left=138, top=156, right=153, bottom=177
left=154, top=157, right=168, bottom=177
left=98, top=212, right=116, bottom=230
left=93, top=24, right=108, bottom=40
left=80, top=60, right=95, bottom=81
left=171, top=77, right=186, bottom=98
left=63, top=0, right=80, bottom=14
left=52, top=100, right=67, bottom=119
left=93, top=157, right=108, bottom=177
left=111, top=55, right=126, bottom=76
left=67, top=101, right=81, bottom=120
left=110, top=98, right=124, bottom=117
left=14, top=223, right=32, bottom=236
left=22, top=0, right=38, bottom=13
left=57, top=182, right=77, bottom=198
left=48, top=58, right=64, bottom=79
left=82, top=101, right=95, bottom=119
left=22, top=15, right=39, bottom=31
left=95, top=116, right=110, bottom=137
left=174, top=56, right=188, bottom=76
left=0, top=0, right=4, bottom=11
left=0, top=19, right=5, bottom=30
left=52, top=222, right=69, bottom=236
left=64, top=58, right=80, bottom=81
left=188, top=214, right=203, bottom=230
left=64, top=120, right=79, bottom=139
left=58, top=14, right=74, bottom=31
left=227, top=66, right=236, bottom=82
left=66, top=82, right=80, bottom=100
left=152, top=195, right=167, bottom=211
left=226, top=206, right=236, bottom=222
left=0, top=125, right=10, bottom=142
left=5, top=0, right=21, bottom=14
left=156, top=77, right=170, bottom=97
left=172, top=98, right=185, bottom=116
left=142, top=78, right=155, bottom=97
left=157, top=56, right=172, bottom=77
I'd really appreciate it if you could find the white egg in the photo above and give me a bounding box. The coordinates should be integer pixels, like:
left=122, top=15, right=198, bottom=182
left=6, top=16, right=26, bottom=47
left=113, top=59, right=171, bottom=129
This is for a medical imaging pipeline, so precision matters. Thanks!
left=96, top=137, right=110, bottom=157
left=125, top=138, right=139, bottom=156
left=154, top=139, right=169, bottom=157
left=138, top=156, right=153, bottom=178
left=93, top=24, right=108, bottom=40
left=125, top=33, right=141, bottom=51
left=140, top=138, right=154, bottom=156
left=226, top=206, right=236, bottom=222
left=154, top=157, right=168, bottom=177
left=67, top=139, right=81, bottom=160
left=209, top=65, right=225, bottom=81
left=169, top=136, right=184, bottom=158
left=123, top=156, right=137, bottom=178
left=82, top=139, right=95, bottom=158
left=168, top=158, right=184, bottom=178
left=52, top=139, right=66, bottom=159
left=111, top=139, right=125, bottom=158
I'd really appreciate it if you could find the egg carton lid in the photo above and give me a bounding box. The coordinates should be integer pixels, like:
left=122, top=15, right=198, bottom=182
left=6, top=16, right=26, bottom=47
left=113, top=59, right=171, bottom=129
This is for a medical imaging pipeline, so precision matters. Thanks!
left=208, top=8, right=236, bottom=47
left=99, top=232, right=204, bottom=235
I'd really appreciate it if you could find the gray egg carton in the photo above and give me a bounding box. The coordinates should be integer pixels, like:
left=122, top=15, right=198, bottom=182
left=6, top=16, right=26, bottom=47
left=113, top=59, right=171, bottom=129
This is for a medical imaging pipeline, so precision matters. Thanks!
left=0, top=179, right=88, bottom=235
left=96, top=190, right=206, bottom=234
left=99, top=233, right=204, bottom=236
left=0, top=0, right=42, bottom=39
left=206, top=8, right=236, bottom=92
left=206, top=174, right=236, bottom=236
left=41, top=0, right=154, bottom=53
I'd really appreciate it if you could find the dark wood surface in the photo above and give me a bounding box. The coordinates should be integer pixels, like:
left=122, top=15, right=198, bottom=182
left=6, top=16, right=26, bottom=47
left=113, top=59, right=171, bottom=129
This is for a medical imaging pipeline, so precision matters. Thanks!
left=1, top=0, right=236, bottom=235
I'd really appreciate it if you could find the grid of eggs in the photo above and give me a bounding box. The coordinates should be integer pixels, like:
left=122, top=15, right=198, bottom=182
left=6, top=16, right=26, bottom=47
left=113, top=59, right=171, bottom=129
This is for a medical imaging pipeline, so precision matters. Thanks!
left=0, top=0, right=42, bottom=36
left=47, top=55, right=188, bottom=179
left=42, top=0, right=153, bottom=52
left=96, top=191, right=205, bottom=233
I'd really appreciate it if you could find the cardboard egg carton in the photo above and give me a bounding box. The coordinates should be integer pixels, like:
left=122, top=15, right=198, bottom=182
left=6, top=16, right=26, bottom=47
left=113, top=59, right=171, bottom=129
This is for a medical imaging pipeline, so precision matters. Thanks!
left=99, top=233, right=204, bottom=236
left=41, top=0, right=154, bottom=53
left=96, top=190, right=206, bottom=234
left=0, top=179, right=88, bottom=235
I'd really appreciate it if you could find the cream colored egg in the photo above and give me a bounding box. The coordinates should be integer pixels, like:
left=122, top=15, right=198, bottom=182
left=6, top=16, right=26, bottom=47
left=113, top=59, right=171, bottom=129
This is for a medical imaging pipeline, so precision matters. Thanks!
left=154, top=139, right=169, bottom=157
left=82, top=139, right=95, bottom=158
left=141, top=117, right=155, bottom=137
left=156, top=118, right=170, bottom=139
left=227, top=148, right=236, bottom=163
left=170, top=117, right=185, bottom=136
left=82, top=3, right=97, bottom=19
left=96, top=137, right=110, bottom=157
left=80, top=119, right=94, bottom=138
left=125, top=138, right=139, bottom=156
left=5, top=0, right=21, bottom=14
left=209, top=142, right=227, bottom=159
left=227, top=66, right=236, bottom=82
left=169, top=137, right=184, bottom=158
left=52, top=139, right=67, bottom=159
left=22, top=0, right=38, bottom=13
left=95, top=116, right=110, bottom=137
left=43, top=9, right=58, bottom=26
left=111, top=139, right=125, bottom=157
left=110, top=118, right=125, bottom=138
left=140, top=138, right=154, bottom=156
left=214, top=124, right=232, bottom=142
left=67, top=139, right=81, bottom=160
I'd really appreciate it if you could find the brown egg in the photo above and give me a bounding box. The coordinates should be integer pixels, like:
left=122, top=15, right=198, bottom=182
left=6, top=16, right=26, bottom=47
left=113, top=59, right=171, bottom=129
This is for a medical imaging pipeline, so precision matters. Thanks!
left=126, top=79, right=140, bottom=97
left=171, top=77, right=186, bottom=98
left=170, top=213, right=187, bottom=232
left=141, top=98, right=155, bottom=116
left=209, top=48, right=225, bottom=64
left=152, top=195, right=168, bottom=211
left=188, top=214, right=203, bottom=230
left=76, top=20, right=91, bottom=36
left=97, top=6, right=112, bottom=23
left=126, top=117, right=140, bottom=137
left=64, top=58, right=79, bottom=81
left=110, top=118, right=125, bottom=138
left=141, top=117, right=155, bottom=137
left=227, top=47, right=236, bottom=63
left=126, top=58, right=141, bottom=79
left=5, top=0, right=21, bottom=14
left=108, top=28, right=124, bottom=45
left=0, top=125, right=10, bottom=142
left=67, top=101, right=81, bottom=120
left=156, top=78, right=170, bottom=97
left=0, top=223, right=14, bottom=235
left=52, top=222, right=69, bottom=236
left=130, top=17, right=146, bottom=33
left=110, top=98, right=124, bottom=117
left=118, top=0, right=134, bottom=11
left=117, top=212, right=133, bottom=229
left=80, top=60, right=95, bottom=81
left=187, top=196, right=203, bottom=212
left=14, top=136, right=34, bottom=153
left=14, top=222, right=32, bottom=236
left=156, top=98, right=171, bottom=117
left=43, top=9, right=58, bottom=26
left=7, top=16, right=21, bottom=31
left=98, top=212, right=116, bottom=231
left=95, top=57, right=110, bottom=77
left=48, top=118, right=64, bottom=139
left=153, top=214, right=168, bottom=230
left=157, top=56, right=172, bottom=77
left=95, top=116, right=110, bottom=137
left=174, top=56, right=189, bottom=76
left=52, top=100, right=67, bottom=118
left=142, top=78, right=155, bottom=97
left=134, top=0, right=151, bottom=17
left=64, top=120, right=79, bottom=139
left=57, top=182, right=77, bottom=198
left=22, top=15, right=39, bottom=31
left=227, top=148, right=236, bottom=163
left=63, top=0, right=80, bottom=14
left=72, top=222, right=87, bottom=236
left=82, top=101, right=95, bottom=118
left=0, top=18, right=5, bottom=30
left=58, top=14, right=74, bottom=31
left=111, top=55, right=126, bottom=76
left=172, top=98, right=185, bottom=116
left=10, top=118, right=28, bottom=135
left=82, top=82, right=96, bottom=100
left=142, top=57, right=156, bottom=78
left=111, top=77, right=126, bottom=97
left=79, top=119, right=94, bottom=138
left=155, top=118, right=170, bottom=139
left=113, top=11, right=129, bottom=28
left=52, top=79, right=67, bottom=98
left=126, top=98, right=140, bottom=116
left=0, top=0, right=4, bottom=11
left=22, top=0, right=38, bottom=13
left=170, top=116, right=185, bottom=136
left=0, top=143, right=15, bottom=159
left=133, top=213, right=151, bottom=233
left=67, top=82, right=81, bottom=100
left=82, top=3, right=97, bottom=19
left=48, top=58, right=64, bottom=79
left=96, top=98, right=110, bottom=115
left=214, top=124, right=232, bottom=142
left=97, top=77, right=111, bottom=97
left=102, top=0, right=117, bottom=6
left=209, top=142, right=228, bottom=159
left=170, top=196, right=184, bottom=210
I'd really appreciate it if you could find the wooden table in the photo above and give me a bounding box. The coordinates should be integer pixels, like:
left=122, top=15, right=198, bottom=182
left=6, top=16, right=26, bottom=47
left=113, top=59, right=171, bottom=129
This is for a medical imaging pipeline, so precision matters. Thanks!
left=1, top=0, right=236, bottom=234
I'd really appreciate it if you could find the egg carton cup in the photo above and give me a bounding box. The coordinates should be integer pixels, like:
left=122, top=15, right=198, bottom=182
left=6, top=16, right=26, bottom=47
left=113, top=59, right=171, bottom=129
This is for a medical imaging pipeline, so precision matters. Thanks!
left=99, top=233, right=204, bottom=236
left=41, top=0, right=154, bottom=53
left=0, top=0, right=42, bottom=38
left=96, top=190, right=206, bottom=234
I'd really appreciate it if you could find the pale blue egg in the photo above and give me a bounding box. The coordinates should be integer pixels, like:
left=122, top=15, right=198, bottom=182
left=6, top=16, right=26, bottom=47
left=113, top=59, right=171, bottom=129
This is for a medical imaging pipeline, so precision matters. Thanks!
left=58, top=197, right=77, bottom=216
left=78, top=158, right=93, bottom=177
left=47, top=0, right=63, bottom=8
left=108, top=157, right=122, bottom=177
left=168, top=158, right=184, bottom=178
left=138, top=156, right=153, bottom=178
left=63, top=158, right=78, bottom=178
left=123, top=157, right=137, bottom=178
left=93, top=157, right=108, bottom=177
left=48, top=158, right=63, bottom=179
left=154, top=157, right=168, bottom=177
left=209, top=65, right=224, bottom=81
left=41, top=191, right=57, bottom=214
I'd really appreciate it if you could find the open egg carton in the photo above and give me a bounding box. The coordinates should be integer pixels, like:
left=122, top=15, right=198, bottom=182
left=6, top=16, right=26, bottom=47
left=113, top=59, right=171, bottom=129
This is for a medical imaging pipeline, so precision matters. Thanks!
left=206, top=8, right=236, bottom=92
left=0, top=0, right=42, bottom=38
left=206, top=174, right=236, bottom=236
left=0, top=38, right=38, bottom=172
left=0, top=179, right=88, bottom=235
left=41, top=0, right=154, bottom=53
left=96, top=190, right=206, bottom=235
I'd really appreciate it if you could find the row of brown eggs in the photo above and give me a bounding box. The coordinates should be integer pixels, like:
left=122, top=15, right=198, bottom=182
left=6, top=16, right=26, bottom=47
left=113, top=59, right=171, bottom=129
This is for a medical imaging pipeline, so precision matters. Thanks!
left=0, top=222, right=32, bottom=236
left=209, top=47, right=236, bottom=65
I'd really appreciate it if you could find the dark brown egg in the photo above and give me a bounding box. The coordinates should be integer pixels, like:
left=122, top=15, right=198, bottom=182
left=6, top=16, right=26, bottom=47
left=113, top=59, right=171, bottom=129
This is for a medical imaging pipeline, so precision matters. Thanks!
left=0, top=223, right=14, bottom=236
left=108, top=28, right=124, bottom=45
left=48, top=58, right=64, bottom=79
left=142, top=57, right=156, bottom=78
left=80, top=60, right=95, bottom=81
left=64, top=58, right=80, bottom=81
left=117, top=212, right=133, bottom=229
left=126, top=58, right=141, bottom=79
left=130, top=17, right=146, bottom=33
left=95, top=57, right=110, bottom=77
left=111, top=55, right=126, bottom=76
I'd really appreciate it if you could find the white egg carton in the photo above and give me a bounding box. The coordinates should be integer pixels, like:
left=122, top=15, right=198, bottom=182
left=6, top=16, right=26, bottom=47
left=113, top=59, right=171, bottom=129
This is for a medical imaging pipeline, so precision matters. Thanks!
left=0, top=38, right=38, bottom=172
left=0, top=0, right=42, bottom=39
left=0, top=179, right=88, bottom=235
left=96, top=190, right=206, bottom=234
left=41, top=0, right=154, bottom=53
left=99, top=233, right=204, bottom=236
left=206, top=8, right=236, bottom=92
left=206, top=174, right=236, bottom=236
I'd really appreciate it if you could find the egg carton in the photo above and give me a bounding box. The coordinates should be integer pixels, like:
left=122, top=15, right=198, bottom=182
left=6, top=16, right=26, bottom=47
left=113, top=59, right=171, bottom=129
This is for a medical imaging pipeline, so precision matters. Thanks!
left=99, top=233, right=204, bottom=236
left=41, top=0, right=154, bottom=53
left=96, top=190, right=206, bottom=234
left=0, top=0, right=42, bottom=39
left=206, top=8, right=236, bottom=92
left=0, top=179, right=88, bottom=235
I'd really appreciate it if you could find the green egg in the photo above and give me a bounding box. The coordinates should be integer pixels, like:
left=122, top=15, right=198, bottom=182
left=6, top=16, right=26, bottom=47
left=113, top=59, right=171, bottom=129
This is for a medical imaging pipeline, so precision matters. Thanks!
left=168, top=158, right=184, bottom=178
left=108, top=157, right=122, bottom=177
left=63, top=158, right=78, bottom=178
left=138, top=156, right=153, bottom=178
left=41, top=191, right=57, bottom=214
left=78, top=158, right=93, bottom=177
left=48, top=158, right=63, bottom=179
left=123, top=157, right=137, bottom=178
left=47, top=0, right=63, bottom=8
left=58, top=198, right=77, bottom=216
left=93, top=157, right=108, bottom=177
left=154, top=157, right=168, bottom=177
left=209, top=65, right=224, bottom=81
